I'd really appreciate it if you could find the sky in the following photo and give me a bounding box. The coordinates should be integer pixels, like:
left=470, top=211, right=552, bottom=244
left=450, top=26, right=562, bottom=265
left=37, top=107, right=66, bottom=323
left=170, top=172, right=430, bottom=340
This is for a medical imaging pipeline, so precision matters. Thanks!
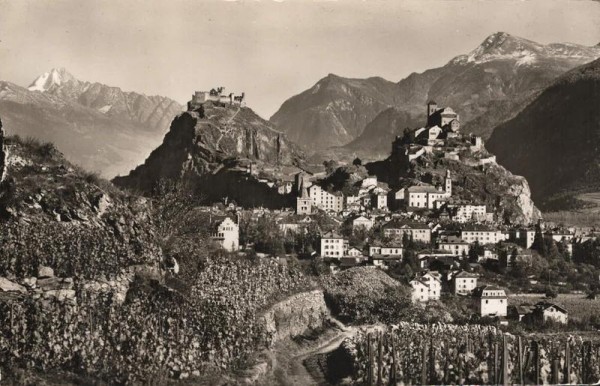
left=1, top=0, right=599, bottom=118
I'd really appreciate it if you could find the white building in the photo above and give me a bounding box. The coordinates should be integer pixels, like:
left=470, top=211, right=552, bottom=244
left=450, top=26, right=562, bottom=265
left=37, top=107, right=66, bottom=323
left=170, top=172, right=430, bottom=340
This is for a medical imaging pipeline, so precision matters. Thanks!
left=211, top=216, right=239, bottom=252
left=382, top=220, right=431, bottom=243
left=346, top=247, right=364, bottom=257
left=410, top=271, right=441, bottom=302
left=350, top=215, right=373, bottom=231
left=452, top=204, right=488, bottom=223
left=420, top=271, right=441, bottom=300
left=438, top=239, right=470, bottom=257
left=533, top=302, right=568, bottom=324
left=452, top=271, right=478, bottom=295
left=410, top=279, right=431, bottom=303
left=368, top=244, right=403, bottom=258
left=320, top=232, right=348, bottom=259
left=374, top=192, right=388, bottom=210
left=309, top=185, right=344, bottom=212
left=461, top=225, right=502, bottom=245
left=474, top=285, right=507, bottom=317
left=404, top=170, right=452, bottom=209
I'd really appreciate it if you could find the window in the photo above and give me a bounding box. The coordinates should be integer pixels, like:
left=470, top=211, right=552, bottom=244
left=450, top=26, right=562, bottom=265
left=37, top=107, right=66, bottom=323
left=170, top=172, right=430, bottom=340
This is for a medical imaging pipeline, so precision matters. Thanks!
left=485, top=300, right=489, bottom=304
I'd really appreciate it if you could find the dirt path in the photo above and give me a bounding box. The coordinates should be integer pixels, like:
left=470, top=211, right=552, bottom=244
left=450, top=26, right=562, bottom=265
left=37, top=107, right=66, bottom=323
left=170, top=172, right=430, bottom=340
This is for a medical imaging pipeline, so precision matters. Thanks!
left=215, top=106, right=241, bottom=150
left=279, top=326, right=355, bottom=386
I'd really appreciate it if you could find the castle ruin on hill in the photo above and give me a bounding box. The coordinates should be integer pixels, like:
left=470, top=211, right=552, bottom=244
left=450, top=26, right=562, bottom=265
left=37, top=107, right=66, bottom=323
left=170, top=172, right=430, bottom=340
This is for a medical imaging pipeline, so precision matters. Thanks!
left=187, top=87, right=246, bottom=110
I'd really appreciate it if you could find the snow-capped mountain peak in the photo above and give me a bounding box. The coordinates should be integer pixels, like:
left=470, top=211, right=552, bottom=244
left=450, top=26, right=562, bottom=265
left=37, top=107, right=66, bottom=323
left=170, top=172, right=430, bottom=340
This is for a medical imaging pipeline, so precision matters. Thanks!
left=28, top=67, right=78, bottom=92
left=450, top=32, right=600, bottom=66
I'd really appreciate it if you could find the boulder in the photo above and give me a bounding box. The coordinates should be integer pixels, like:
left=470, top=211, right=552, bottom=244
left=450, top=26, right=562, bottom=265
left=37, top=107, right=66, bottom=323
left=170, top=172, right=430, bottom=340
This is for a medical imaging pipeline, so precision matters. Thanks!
left=38, top=265, right=54, bottom=278
left=0, top=277, right=27, bottom=293
left=23, top=277, right=37, bottom=288
left=38, top=277, right=73, bottom=291
left=44, top=289, right=76, bottom=302
left=93, top=193, right=111, bottom=216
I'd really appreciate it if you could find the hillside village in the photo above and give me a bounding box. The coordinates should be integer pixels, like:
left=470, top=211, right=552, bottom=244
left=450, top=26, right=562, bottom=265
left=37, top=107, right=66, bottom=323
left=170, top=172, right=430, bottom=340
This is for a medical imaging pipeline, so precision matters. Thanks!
left=189, top=98, right=596, bottom=325
left=3, top=3, right=600, bottom=383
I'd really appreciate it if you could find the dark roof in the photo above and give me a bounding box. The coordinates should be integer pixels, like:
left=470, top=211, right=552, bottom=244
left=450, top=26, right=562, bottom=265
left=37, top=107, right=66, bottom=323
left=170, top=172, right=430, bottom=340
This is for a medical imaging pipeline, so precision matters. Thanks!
left=322, top=231, right=345, bottom=239
left=473, top=285, right=507, bottom=298
left=535, top=301, right=568, bottom=314
left=369, top=239, right=403, bottom=248
left=371, top=254, right=402, bottom=260
left=383, top=219, right=430, bottom=230
left=461, top=224, right=499, bottom=232
left=454, top=270, right=478, bottom=279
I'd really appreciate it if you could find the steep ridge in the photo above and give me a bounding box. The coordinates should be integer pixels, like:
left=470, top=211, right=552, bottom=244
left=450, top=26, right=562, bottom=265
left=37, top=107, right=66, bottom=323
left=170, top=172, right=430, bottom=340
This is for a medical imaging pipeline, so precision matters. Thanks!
left=0, top=68, right=182, bottom=177
left=273, top=32, right=600, bottom=155
left=0, top=118, right=162, bottom=280
left=270, top=74, right=401, bottom=148
left=486, top=58, right=600, bottom=209
left=114, top=101, right=305, bottom=208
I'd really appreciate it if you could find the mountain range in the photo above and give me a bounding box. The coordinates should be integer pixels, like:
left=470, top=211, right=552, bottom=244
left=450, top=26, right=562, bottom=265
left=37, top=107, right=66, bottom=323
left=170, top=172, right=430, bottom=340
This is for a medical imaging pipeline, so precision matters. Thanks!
left=271, top=32, right=600, bottom=157
left=487, top=57, right=600, bottom=210
left=0, top=68, right=182, bottom=177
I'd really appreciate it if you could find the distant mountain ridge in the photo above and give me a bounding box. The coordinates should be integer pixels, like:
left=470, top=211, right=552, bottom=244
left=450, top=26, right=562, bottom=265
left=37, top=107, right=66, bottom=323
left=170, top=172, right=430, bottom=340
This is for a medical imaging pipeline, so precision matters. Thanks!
left=270, top=74, right=401, bottom=148
left=271, top=32, right=600, bottom=155
left=0, top=68, right=183, bottom=177
left=28, top=68, right=181, bottom=132
left=486, top=58, right=600, bottom=209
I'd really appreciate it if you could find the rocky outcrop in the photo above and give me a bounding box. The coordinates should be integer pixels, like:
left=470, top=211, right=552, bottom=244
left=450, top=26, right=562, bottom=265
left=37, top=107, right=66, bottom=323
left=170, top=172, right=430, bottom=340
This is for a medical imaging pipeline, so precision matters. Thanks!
left=261, top=289, right=330, bottom=345
left=113, top=102, right=304, bottom=207
left=0, top=135, right=162, bottom=280
left=366, top=144, right=541, bottom=225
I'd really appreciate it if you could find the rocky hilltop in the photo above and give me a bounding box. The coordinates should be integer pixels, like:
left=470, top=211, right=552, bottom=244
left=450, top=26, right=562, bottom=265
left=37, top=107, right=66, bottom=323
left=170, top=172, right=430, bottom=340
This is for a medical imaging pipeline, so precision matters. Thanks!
left=272, top=33, right=600, bottom=155
left=361, top=133, right=541, bottom=225
left=0, top=119, right=162, bottom=281
left=114, top=101, right=305, bottom=207
left=487, top=58, right=600, bottom=209
left=0, top=68, right=182, bottom=177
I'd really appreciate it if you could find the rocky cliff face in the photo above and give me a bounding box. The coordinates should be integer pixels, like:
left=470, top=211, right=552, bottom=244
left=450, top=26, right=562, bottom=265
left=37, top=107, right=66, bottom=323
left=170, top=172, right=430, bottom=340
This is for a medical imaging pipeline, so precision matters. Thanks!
left=261, top=290, right=330, bottom=345
left=113, top=102, right=304, bottom=207
left=366, top=147, right=541, bottom=225
left=487, top=58, right=600, bottom=208
left=0, top=68, right=182, bottom=177
left=0, top=124, right=162, bottom=280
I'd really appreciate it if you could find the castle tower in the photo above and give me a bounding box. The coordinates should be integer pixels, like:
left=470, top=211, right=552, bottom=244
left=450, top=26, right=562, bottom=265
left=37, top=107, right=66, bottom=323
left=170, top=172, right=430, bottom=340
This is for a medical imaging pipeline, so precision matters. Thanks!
left=427, top=101, right=438, bottom=117
left=445, top=169, right=452, bottom=196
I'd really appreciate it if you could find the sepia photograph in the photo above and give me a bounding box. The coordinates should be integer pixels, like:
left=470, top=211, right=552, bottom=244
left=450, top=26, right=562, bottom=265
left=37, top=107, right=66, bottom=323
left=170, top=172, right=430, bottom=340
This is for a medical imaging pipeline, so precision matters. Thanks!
left=0, top=0, right=599, bottom=384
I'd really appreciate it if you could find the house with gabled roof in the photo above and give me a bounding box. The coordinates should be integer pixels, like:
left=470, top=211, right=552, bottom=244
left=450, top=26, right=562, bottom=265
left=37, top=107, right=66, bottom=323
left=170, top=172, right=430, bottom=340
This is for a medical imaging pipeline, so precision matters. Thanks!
left=410, top=278, right=430, bottom=303
left=531, top=302, right=568, bottom=324
left=210, top=215, right=239, bottom=252
left=473, top=285, right=508, bottom=317
left=420, top=271, right=442, bottom=300
left=451, top=270, right=478, bottom=295
left=320, top=231, right=348, bottom=259
left=349, top=214, right=373, bottom=231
